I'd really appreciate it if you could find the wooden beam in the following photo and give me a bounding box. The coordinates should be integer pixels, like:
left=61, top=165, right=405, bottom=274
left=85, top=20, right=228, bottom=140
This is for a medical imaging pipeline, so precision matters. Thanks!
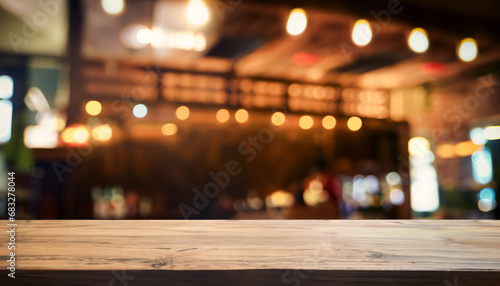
left=1, top=220, right=499, bottom=285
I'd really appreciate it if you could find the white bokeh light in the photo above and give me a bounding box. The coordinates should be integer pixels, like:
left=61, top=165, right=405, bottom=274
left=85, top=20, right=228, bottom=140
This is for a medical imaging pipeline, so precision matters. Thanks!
left=286, top=8, right=307, bottom=36
left=133, top=104, right=148, bottom=118
left=352, top=19, right=372, bottom=46
left=408, top=28, right=429, bottom=53
left=101, top=0, right=125, bottom=15
left=458, top=38, right=478, bottom=62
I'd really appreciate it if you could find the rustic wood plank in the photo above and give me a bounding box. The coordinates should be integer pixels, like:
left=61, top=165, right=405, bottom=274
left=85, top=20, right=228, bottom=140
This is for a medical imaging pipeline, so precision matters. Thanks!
left=1, top=220, right=499, bottom=285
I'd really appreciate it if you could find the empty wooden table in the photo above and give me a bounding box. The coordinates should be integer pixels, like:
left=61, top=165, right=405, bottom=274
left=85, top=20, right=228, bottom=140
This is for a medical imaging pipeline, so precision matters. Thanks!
left=1, top=220, right=499, bottom=285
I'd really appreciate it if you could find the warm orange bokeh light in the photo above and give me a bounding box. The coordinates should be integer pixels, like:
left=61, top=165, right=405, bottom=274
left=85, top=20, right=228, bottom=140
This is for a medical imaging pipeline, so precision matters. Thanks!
left=216, top=109, right=230, bottom=123
left=235, top=109, right=249, bottom=123
left=161, top=123, right=178, bottom=136
left=176, top=106, right=190, bottom=120
left=62, top=125, right=90, bottom=145
left=91, top=124, right=112, bottom=142
left=299, top=115, right=314, bottom=130
left=85, top=101, right=102, bottom=116
left=347, top=116, right=362, bottom=131
left=271, top=112, right=286, bottom=126
left=322, top=115, right=336, bottom=130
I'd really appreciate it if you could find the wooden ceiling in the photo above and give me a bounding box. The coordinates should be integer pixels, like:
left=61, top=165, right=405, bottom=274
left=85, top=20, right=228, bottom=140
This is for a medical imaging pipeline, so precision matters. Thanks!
left=80, top=0, right=500, bottom=90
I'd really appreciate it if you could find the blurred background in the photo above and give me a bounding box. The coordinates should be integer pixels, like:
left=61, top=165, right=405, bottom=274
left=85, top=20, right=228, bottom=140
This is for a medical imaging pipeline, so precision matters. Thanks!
left=0, top=0, right=499, bottom=220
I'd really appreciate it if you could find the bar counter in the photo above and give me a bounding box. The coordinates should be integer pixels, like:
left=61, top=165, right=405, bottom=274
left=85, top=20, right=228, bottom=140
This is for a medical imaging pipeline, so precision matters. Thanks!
left=1, top=220, right=499, bottom=285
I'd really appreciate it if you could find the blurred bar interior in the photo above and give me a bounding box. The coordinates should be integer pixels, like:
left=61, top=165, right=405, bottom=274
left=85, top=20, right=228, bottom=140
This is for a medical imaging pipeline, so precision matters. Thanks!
left=0, top=0, right=499, bottom=220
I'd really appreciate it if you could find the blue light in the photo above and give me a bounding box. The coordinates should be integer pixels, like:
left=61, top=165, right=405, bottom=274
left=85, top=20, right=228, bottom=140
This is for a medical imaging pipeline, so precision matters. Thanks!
left=471, top=147, right=493, bottom=185
left=479, top=188, right=495, bottom=201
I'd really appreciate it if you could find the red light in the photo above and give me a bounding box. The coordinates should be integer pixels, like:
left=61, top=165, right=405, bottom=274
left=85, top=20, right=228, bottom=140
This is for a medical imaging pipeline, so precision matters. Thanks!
left=421, top=62, right=447, bottom=75
left=292, top=52, right=320, bottom=66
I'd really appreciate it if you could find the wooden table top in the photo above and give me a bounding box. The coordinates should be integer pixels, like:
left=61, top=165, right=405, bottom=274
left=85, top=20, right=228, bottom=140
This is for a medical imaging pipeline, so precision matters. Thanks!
left=1, top=219, right=500, bottom=285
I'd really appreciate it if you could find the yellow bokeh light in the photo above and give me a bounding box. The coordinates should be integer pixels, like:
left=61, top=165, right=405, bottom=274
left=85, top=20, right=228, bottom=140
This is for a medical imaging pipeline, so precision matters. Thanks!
left=408, top=137, right=430, bottom=156
left=161, top=123, right=178, bottom=136
left=176, top=106, right=190, bottom=120
left=216, top=109, right=230, bottom=123
left=286, top=8, right=307, bottom=36
left=268, top=190, right=295, bottom=208
left=457, top=38, right=478, bottom=62
left=187, top=0, right=210, bottom=26
left=194, top=34, right=207, bottom=52
left=299, top=115, right=314, bottom=130
left=235, top=109, right=249, bottom=123
left=73, top=127, right=89, bottom=143
left=92, top=124, right=112, bottom=142
left=85, top=100, right=102, bottom=116
left=408, top=27, right=429, bottom=53
left=61, top=128, right=74, bottom=144
left=271, top=112, right=286, bottom=126
left=436, top=143, right=455, bottom=159
left=62, top=125, right=89, bottom=145
left=322, top=115, right=336, bottom=130
left=303, top=188, right=329, bottom=207
left=347, top=116, right=362, bottom=131
left=455, top=141, right=480, bottom=157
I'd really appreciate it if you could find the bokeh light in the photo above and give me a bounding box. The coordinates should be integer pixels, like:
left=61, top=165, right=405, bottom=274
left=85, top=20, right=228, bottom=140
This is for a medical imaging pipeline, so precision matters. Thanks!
left=133, top=104, right=148, bottom=118
left=85, top=100, right=102, bottom=116
left=408, top=28, right=429, bottom=53
left=92, top=124, right=113, bottom=142
left=0, top=75, right=14, bottom=99
left=216, top=109, right=230, bottom=123
left=136, top=27, right=152, bottom=44
left=299, top=115, right=314, bottom=130
left=457, top=38, right=478, bottom=62
left=479, top=188, right=495, bottom=201
left=352, top=19, right=372, bottom=46
left=161, top=123, right=178, bottom=136
left=455, top=141, right=480, bottom=157
left=187, top=0, right=210, bottom=26
left=347, top=116, right=362, bottom=131
left=271, top=112, right=286, bottom=126
left=389, top=188, right=405, bottom=205
left=101, top=0, right=124, bottom=15
left=470, top=128, right=487, bottom=145
left=386, top=172, right=401, bottom=186
left=235, top=109, right=249, bottom=123
left=267, top=190, right=295, bottom=208
left=471, top=147, right=493, bottom=185
left=62, top=125, right=89, bottom=145
left=478, top=199, right=496, bottom=212
left=0, top=100, right=13, bottom=143
left=436, top=143, right=455, bottom=159
left=322, top=115, right=336, bottom=130
left=286, top=8, right=307, bottom=36
left=484, top=126, right=500, bottom=140
left=176, top=106, right=190, bottom=120
left=120, top=25, right=151, bottom=49
left=408, top=137, right=430, bottom=156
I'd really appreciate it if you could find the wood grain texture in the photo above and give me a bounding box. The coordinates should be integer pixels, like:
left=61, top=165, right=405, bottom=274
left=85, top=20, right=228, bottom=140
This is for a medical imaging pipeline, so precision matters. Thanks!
left=1, top=220, right=500, bottom=285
